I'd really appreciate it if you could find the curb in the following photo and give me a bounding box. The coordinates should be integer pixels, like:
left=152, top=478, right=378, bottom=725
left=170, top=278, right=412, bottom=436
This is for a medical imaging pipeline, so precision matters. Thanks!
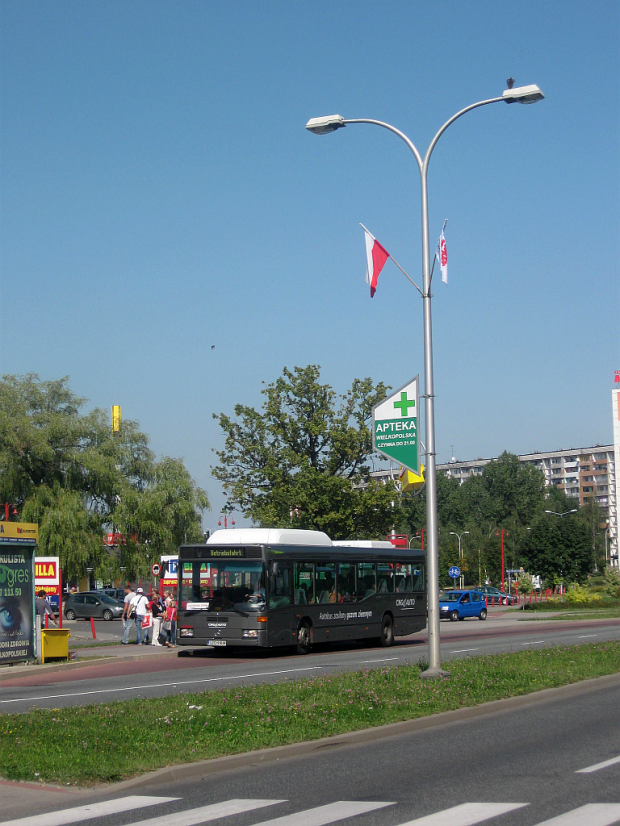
left=94, top=670, right=620, bottom=792
left=0, top=650, right=175, bottom=682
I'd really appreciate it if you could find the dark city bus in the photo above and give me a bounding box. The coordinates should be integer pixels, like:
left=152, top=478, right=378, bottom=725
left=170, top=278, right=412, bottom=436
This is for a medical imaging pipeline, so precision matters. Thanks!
left=175, top=528, right=426, bottom=654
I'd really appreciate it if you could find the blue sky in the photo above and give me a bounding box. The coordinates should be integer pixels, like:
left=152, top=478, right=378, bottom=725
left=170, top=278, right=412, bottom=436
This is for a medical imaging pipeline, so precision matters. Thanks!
left=2, top=1, right=619, bottom=531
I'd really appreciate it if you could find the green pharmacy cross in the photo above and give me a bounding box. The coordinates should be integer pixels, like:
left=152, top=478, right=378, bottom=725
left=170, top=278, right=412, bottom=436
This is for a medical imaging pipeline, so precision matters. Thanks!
left=372, top=376, right=420, bottom=473
left=393, top=392, right=416, bottom=417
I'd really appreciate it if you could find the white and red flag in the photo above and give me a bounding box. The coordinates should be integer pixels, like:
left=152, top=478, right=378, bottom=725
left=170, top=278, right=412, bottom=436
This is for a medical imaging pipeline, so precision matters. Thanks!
left=361, top=224, right=390, bottom=298
left=435, top=219, right=448, bottom=284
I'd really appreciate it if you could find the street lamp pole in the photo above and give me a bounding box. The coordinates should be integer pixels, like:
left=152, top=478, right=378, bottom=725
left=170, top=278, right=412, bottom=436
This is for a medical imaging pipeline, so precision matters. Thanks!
left=449, top=531, right=469, bottom=588
left=306, top=83, right=544, bottom=677
left=496, top=529, right=509, bottom=592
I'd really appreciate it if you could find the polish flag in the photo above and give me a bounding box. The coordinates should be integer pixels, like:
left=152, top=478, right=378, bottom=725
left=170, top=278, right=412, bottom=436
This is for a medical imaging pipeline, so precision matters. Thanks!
left=361, top=225, right=390, bottom=298
left=435, top=220, right=448, bottom=284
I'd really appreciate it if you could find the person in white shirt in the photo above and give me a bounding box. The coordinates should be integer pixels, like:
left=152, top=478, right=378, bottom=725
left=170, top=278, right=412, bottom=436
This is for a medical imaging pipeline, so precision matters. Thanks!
left=121, top=584, right=135, bottom=645
left=131, top=587, right=149, bottom=645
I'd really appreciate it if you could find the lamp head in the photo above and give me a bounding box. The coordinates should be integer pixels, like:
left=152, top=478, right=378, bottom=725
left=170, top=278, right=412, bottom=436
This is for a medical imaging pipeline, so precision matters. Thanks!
left=502, top=83, right=545, bottom=104
left=305, top=115, right=346, bottom=134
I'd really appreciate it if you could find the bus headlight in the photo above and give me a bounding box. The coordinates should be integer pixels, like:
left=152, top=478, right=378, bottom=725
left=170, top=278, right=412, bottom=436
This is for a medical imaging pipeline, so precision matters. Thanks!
left=242, top=630, right=259, bottom=638
left=180, top=627, right=194, bottom=637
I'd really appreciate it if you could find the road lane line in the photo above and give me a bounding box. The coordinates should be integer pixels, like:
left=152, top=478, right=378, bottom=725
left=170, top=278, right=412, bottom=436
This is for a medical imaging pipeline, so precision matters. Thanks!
left=0, top=796, right=179, bottom=826
left=359, top=658, right=399, bottom=663
left=0, top=667, right=325, bottom=706
left=521, top=641, right=545, bottom=646
left=396, top=802, right=528, bottom=825
left=576, top=754, right=620, bottom=773
left=577, top=634, right=598, bottom=639
left=249, top=801, right=394, bottom=826
left=449, top=649, right=479, bottom=654
left=125, top=799, right=286, bottom=826
left=532, top=803, right=620, bottom=825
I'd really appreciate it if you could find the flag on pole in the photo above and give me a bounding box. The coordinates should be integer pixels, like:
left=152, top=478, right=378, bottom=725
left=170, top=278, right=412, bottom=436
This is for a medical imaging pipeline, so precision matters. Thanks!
left=435, top=220, right=448, bottom=284
left=361, top=224, right=390, bottom=297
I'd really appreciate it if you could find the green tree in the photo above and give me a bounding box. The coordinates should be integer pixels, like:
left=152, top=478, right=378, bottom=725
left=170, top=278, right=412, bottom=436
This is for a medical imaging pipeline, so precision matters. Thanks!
left=212, top=365, right=399, bottom=538
left=1, top=374, right=209, bottom=582
left=521, top=512, right=592, bottom=583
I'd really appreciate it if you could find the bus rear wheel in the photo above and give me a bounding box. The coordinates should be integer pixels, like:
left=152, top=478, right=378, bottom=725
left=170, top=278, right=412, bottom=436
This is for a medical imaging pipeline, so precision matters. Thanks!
left=296, top=622, right=312, bottom=655
left=380, top=614, right=394, bottom=647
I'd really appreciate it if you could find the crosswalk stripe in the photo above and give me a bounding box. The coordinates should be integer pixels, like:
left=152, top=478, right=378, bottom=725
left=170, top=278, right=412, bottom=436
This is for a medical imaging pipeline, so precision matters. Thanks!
left=395, top=802, right=528, bottom=826
left=576, top=754, right=620, bottom=773
left=532, top=803, right=620, bottom=826
left=124, top=798, right=286, bottom=826
left=0, top=796, right=178, bottom=826
left=249, top=801, right=394, bottom=826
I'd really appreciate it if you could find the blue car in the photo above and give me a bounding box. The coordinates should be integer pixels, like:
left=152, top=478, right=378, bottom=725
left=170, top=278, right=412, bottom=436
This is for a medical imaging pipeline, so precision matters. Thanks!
left=439, top=590, right=487, bottom=621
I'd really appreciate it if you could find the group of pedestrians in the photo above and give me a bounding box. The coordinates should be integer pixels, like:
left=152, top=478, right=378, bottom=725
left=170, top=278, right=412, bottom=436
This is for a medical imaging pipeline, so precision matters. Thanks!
left=121, top=585, right=177, bottom=647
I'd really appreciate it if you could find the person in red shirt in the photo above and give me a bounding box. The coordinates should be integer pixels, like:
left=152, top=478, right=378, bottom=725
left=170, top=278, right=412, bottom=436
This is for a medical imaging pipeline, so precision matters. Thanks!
left=164, top=599, right=177, bottom=648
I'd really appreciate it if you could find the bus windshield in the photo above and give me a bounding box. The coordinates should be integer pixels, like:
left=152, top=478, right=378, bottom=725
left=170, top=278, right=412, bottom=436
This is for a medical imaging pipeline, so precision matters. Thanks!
left=180, top=560, right=265, bottom=612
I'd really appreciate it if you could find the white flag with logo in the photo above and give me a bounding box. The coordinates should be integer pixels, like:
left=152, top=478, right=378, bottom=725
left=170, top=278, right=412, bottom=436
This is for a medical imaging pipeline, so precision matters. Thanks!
left=435, top=219, right=448, bottom=284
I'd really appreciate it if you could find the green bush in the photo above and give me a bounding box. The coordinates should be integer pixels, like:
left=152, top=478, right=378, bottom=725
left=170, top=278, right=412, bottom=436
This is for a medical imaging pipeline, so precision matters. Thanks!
left=603, top=566, right=620, bottom=598
left=565, top=583, right=603, bottom=605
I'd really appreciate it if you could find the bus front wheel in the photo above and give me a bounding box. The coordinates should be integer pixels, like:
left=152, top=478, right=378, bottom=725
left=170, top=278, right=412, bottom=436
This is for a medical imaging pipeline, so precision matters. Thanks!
left=380, top=614, right=394, bottom=647
left=296, top=622, right=312, bottom=655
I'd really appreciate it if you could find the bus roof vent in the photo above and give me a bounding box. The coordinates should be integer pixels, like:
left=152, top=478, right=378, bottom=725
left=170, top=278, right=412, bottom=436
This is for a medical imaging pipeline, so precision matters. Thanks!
left=333, top=540, right=396, bottom=548
left=206, top=528, right=332, bottom=546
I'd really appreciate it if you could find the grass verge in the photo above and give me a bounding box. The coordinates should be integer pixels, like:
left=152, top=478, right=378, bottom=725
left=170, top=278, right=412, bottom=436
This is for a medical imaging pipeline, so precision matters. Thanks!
left=1, top=641, right=619, bottom=786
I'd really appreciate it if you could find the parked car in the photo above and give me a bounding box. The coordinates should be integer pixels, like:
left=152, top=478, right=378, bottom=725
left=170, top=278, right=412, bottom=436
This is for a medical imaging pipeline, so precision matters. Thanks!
left=439, top=590, right=487, bottom=621
left=94, top=587, right=126, bottom=601
left=64, top=592, right=124, bottom=621
left=478, top=585, right=515, bottom=605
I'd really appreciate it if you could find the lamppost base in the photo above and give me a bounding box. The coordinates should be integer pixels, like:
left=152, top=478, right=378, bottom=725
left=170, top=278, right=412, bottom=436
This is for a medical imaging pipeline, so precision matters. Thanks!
left=420, top=667, right=451, bottom=680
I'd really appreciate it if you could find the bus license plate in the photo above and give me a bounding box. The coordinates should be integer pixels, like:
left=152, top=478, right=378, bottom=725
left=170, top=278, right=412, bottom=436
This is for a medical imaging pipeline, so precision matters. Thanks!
left=207, top=640, right=226, bottom=647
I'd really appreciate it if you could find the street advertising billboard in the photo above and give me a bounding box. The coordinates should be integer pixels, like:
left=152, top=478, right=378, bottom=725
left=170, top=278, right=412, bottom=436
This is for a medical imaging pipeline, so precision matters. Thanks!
left=160, top=555, right=178, bottom=590
left=35, top=556, right=61, bottom=611
left=0, top=547, right=35, bottom=663
left=372, top=376, right=420, bottom=474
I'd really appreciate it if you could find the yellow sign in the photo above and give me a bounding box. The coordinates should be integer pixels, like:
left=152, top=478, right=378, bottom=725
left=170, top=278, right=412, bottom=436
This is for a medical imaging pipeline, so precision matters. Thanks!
left=399, top=465, right=425, bottom=492
left=0, top=522, right=39, bottom=543
left=111, top=405, right=121, bottom=433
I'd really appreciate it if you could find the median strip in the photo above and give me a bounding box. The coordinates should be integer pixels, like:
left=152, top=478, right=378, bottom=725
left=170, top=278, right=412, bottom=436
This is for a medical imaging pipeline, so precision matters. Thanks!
left=1, top=641, right=619, bottom=786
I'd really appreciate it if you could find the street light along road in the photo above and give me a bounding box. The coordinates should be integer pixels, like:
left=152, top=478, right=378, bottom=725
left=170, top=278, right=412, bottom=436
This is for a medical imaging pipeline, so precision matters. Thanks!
left=306, top=82, right=544, bottom=678
left=545, top=509, right=578, bottom=517
left=449, top=531, right=469, bottom=589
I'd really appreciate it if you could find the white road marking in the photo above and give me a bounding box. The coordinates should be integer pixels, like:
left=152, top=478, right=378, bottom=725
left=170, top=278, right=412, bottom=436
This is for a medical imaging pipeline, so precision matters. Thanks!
left=125, top=799, right=286, bottom=826
left=250, top=801, right=394, bottom=826
left=396, top=802, right=528, bottom=825
left=0, top=667, right=325, bottom=705
left=532, top=803, right=620, bottom=825
left=449, top=649, right=479, bottom=654
left=576, top=754, right=620, bottom=773
left=521, top=641, right=545, bottom=646
left=359, top=658, right=400, bottom=663
left=0, top=796, right=178, bottom=826
left=577, top=634, right=598, bottom=639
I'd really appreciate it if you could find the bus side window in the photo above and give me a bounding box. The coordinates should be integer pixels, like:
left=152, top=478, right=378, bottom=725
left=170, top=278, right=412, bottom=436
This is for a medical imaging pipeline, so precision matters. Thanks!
left=337, top=563, right=356, bottom=603
left=396, top=563, right=413, bottom=593
left=315, top=563, right=335, bottom=604
left=412, top=565, right=425, bottom=592
left=269, top=562, right=291, bottom=609
left=294, top=562, right=314, bottom=605
left=377, top=563, right=394, bottom=594
left=357, top=562, right=376, bottom=600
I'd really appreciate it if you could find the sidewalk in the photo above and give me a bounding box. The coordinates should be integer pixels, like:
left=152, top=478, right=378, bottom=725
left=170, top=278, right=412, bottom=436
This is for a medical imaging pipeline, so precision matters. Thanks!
left=0, top=633, right=178, bottom=682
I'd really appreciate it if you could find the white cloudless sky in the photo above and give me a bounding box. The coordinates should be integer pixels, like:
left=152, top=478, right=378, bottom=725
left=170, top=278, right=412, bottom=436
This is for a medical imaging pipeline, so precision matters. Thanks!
left=1, top=0, right=618, bottom=530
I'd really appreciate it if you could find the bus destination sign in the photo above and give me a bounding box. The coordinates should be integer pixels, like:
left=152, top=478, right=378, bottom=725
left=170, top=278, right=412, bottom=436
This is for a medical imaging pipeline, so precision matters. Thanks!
left=372, top=376, right=420, bottom=474
left=207, top=548, right=244, bottom=558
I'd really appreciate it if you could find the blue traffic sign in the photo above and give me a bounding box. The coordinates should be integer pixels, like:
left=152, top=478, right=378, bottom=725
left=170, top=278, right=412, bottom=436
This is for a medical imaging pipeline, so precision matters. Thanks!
left=448, top=566, right=461, bottom=580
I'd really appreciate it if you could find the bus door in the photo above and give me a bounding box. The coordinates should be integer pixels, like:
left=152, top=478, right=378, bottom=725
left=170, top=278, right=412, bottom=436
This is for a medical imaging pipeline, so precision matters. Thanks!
left=267, top=560, right=293, bottom=646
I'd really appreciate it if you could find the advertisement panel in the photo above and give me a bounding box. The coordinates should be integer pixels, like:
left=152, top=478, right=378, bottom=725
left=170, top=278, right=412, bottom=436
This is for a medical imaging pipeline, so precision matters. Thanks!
left=34, top=556, right=61, bottom=611
left=160, top=555, right=179, bottom=591
left=0, top=548, right=35, bottom=662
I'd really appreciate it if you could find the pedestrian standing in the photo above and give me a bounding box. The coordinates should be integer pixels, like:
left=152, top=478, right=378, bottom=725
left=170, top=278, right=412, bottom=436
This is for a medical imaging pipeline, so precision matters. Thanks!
left=35, top=590, right=58, bottom=626
left=150, top=590, right=164, bottom=646
left=121, top=584, right=135, bottom=644
left=163, top=599, right=177, bottom=648
left=131, top=587, right=149, bottom=645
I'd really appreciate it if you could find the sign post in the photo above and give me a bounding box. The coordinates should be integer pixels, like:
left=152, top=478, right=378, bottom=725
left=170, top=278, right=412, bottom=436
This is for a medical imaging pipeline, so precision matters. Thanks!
left=372, top=377, right=420, bottom=474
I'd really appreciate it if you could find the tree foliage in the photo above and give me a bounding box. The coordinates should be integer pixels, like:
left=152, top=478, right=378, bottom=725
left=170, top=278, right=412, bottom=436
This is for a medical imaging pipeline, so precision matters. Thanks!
left=1, top=374, right=209, bottom=582
left=212, top=365, right=398, bottom=538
